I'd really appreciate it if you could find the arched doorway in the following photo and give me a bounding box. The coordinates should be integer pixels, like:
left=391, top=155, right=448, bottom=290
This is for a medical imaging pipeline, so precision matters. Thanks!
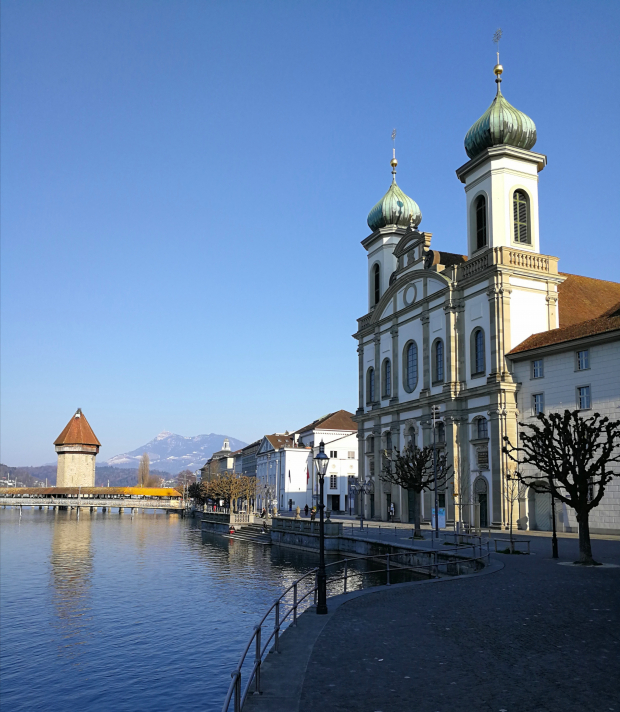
left=474, top=477, right=488, bottom=528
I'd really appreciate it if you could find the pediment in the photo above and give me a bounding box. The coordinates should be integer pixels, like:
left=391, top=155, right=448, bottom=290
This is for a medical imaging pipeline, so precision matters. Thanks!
left=370, top=271, right=451, bottom=326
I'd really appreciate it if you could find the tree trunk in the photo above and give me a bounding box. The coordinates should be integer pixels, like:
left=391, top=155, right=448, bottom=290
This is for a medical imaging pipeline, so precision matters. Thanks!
left=576, top=511, right=597, bottom=565
left=413, top=489, right=422, bottom=538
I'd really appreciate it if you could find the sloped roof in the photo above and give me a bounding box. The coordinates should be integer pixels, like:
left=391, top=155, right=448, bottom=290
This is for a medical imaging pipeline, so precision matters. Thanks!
left=509, top=301, right=620, bottom=355
left=265, top=433, right=295, bottom=449
left=54, top=409, right=101, bottom=447
left=0, top=487, right=182, bottom=497
left=558, top=273, right=620, bottom=328
left=295, top=410, right=357, bottom=435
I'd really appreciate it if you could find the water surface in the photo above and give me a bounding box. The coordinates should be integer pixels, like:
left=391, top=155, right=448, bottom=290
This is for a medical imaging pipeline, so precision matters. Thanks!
left=1, top=509, right=325, bottom=712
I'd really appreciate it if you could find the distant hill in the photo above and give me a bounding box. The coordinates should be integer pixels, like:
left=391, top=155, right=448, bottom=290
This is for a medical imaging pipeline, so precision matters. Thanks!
left=105, top=432, right=247, bottom=474
left=0, top=463, right=169, bottom=488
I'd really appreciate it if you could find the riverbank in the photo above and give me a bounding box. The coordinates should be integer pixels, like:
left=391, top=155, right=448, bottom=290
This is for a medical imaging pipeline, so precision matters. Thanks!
left=245, top=532, right=620, bottom=712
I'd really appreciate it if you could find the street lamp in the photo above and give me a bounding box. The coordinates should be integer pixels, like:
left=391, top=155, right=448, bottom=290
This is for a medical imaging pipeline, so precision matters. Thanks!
left=354, top=479, right=371, bottom=530
left=313, top=440, right=330, bottom=615
left=431, top=405, right=441, bottom=539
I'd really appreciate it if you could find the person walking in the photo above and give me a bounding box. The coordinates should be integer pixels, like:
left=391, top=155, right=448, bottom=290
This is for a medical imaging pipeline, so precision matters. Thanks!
left=304, top=504, right=309, bottom=517
left=389, top=502, right=395, bottom=522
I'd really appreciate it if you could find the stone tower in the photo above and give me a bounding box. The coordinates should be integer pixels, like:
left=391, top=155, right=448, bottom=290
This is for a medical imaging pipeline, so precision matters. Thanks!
left=54, top=409, right=101, bottom=487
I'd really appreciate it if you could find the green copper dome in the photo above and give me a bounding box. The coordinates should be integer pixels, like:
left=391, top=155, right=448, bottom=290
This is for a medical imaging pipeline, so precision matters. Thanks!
left=367, top=160, right=422, bottom=232
left=464, top=66, right=537, bottom=159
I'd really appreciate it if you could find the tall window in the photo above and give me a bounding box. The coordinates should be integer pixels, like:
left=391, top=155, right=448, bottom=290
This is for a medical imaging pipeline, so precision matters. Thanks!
left=408, top=427, right=416, bottom=449
left=435, top=422, right=445, bottom=443
left=578, top=386, right=591, bottom=410
left=577, top=349, right=590, bottom=370
left=475, top=195, right=487, bottom=250
left=433, top=339, right=444, bottom=383
left=532, top=359, right=544, bottom=379
left=367, top=367, right=375, bottom=403
left=383, top=359, right=391, bottom=398
left=329, top=475, right=338, bottom=490
left=385, top=431, right=392, bottom=451
left=373, top=264, right=380, bottom=305
left=532, top=393, right=544, bottom=416
left=405, top=341, right=418, bottom=392
left=477, top=418, right=488, bottom=439
left=472, top=328, right=485, bottom=376
left=513, top=190, right=530, bottom=244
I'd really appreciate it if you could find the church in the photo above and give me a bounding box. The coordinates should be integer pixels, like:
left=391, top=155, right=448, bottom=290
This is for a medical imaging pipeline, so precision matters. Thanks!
left=353, top=60, right=620, bottom=532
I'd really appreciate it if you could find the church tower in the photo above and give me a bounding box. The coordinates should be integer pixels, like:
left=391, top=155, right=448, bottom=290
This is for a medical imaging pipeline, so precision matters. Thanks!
left=55, top=409, right=101, bottom=487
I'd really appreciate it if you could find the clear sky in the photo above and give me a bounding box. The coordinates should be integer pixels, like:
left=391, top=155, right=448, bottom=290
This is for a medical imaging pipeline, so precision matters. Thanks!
left=2, top=1, right=619, bottom=466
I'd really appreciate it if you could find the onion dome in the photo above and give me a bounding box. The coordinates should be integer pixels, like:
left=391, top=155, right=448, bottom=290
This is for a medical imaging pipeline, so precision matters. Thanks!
left=367, top=157, right=422, bottom=232
left=464, top=64, right=537, bottom=160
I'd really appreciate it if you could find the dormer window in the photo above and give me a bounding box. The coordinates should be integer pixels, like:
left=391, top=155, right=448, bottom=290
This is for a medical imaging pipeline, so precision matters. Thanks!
left=513, top=190, right=531, bottom=244
left=475, top=195, right=487, bottom=250
left=373, top=264, right=380, bottom=305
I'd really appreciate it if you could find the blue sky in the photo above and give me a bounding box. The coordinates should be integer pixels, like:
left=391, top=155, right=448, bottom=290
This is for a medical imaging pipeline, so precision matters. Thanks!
left=2, top=1, right=619, bottom=466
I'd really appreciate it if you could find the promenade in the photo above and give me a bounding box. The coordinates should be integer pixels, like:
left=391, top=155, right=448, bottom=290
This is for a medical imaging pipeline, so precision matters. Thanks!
left=246, top=529, right=620, bottom=712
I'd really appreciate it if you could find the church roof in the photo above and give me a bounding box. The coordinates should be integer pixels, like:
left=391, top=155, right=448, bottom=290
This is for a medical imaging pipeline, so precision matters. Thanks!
left=464, top=65, right=536, bottom=159
left=508, top=300, right=620, bottom=355
left=54, top=409, right=101, bottom=447
left=557, top=273, right=620, bottom=327
left=367, top=160, right=422, bottom=232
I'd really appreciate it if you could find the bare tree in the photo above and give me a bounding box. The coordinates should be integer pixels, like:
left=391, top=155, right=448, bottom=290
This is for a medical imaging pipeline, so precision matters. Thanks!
left=138, top=453, right=150, bottom=487
left=380, top=445, right=452, bottom=538
left=504, top=410, right=620, bottom=565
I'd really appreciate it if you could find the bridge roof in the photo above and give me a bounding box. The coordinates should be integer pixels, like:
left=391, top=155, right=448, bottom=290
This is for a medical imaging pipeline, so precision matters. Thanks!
left=0, top=487, right=182, bottom=497
left=54, top=409, right=101, bottom=447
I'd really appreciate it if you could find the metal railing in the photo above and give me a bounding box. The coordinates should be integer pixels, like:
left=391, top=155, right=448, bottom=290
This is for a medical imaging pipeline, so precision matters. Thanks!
left=221, top=543, right=490, bottom=712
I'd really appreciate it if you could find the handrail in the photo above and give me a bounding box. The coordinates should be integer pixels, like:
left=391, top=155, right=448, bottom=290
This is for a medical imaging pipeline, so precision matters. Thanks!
left=222, top=542, right=491, bottom=711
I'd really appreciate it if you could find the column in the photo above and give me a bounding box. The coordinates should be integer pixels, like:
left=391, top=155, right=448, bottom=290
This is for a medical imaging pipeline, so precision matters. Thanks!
left=390, top=325, right=399, bottom=403
left=356, top=343, right=364, bottom=415
left=421, top=311, right=430, bottom=396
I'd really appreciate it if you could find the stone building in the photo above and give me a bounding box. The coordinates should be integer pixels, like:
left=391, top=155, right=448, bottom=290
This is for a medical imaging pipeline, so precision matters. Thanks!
left=54, top=409, right=101, bottom=487
left=353, top=60, right=620, bottom=528
left=199, top=438, right=235, bottom=481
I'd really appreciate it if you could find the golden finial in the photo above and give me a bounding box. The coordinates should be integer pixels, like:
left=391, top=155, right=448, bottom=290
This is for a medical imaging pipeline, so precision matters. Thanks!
left=493, top=28, right=503, bottom=86
left=391, top=128, right=398, bottom=176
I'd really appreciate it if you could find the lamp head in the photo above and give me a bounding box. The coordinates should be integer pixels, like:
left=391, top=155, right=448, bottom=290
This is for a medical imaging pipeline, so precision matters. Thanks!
left=314, top=440, right=330, bottom=478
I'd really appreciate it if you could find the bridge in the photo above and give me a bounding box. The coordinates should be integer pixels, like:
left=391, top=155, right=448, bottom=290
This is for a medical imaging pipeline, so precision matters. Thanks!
left=0, top=487, right=184, bottom=513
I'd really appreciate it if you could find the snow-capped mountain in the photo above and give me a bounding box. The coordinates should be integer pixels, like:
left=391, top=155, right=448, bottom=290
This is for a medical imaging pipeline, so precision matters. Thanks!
left=105, top=432, right=248, bottom=474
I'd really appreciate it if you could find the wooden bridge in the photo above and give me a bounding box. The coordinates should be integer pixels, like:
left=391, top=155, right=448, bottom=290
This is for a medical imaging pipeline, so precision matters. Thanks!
left=0, top=487, right=184, bottom=513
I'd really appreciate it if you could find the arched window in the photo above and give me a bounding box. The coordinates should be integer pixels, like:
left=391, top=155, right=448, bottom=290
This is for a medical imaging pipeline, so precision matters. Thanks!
left=513, top=190, right=530, bottom=244
left=382, top=359, right=391, bottom=398
left=373, top=264, right=381, bottom=305
left=475, top=195, right=487, bottom=250
left=407, top=426, right=416, bottom=449
left=433, top=339, right=444, bottom=383
left=385, top=431, right=392, bottom=452
left=435, top=422, right=445, bottom=443
left=404, top=341, right=418, bottom=392
left=367, top=367, right=375, bottom=403
left=471, top=328, right=485, bottom=376
left=477, top=417, right=488, bottom=439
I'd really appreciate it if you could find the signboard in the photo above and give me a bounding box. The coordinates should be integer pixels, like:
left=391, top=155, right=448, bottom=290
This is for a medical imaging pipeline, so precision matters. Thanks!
left=431, top=507, right=446, bottom=529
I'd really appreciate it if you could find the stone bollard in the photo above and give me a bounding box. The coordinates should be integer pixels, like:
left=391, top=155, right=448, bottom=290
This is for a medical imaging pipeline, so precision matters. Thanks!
left=295, top=506, right=301, bottom=520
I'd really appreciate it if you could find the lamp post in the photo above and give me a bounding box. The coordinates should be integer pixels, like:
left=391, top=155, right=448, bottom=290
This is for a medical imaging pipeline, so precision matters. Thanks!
left=549, top=476, right=559, bottom=559
left=313, top=440, right=330, bottom=615
left=354, top=479, right=371, bottom=530
left=431, top=405, right=441, bottom=539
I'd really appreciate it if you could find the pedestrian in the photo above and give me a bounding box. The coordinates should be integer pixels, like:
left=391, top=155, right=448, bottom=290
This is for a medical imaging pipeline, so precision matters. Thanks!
left=310, top=508, right=316, bottom=522
left=304, top=504, right=309, bottom=517
left=389, top=502, right=395, bottom=522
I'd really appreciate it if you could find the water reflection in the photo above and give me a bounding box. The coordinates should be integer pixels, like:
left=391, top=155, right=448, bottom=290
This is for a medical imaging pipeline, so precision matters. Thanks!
left=49, top=510, right=94, bottom=660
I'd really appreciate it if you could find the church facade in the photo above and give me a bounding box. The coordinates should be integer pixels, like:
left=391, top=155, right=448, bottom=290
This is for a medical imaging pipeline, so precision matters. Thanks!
left=353, top=61, right=620, bottom=530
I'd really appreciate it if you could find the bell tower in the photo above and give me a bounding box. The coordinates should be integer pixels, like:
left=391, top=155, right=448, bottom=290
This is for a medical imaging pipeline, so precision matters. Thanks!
left=457, top=63, right=546, bottom=258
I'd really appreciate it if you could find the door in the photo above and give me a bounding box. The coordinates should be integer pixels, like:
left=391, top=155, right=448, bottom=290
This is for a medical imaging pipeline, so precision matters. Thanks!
left=533, top=492, right=552, bottom=531
left=478, top=493, right=488, bottom=528
left=370, top=494, right=375, bottom=519
left=386, top=493, right=391, bottom=520
left=331, top=495, right=340, bottom=511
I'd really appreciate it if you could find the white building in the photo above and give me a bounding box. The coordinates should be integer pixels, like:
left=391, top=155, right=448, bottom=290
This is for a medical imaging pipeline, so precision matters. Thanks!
left=256, top=411, right=358, bottom=514
left=506, top=297, right=620, bottom=534
left=353, top=59, right=620, bottom=528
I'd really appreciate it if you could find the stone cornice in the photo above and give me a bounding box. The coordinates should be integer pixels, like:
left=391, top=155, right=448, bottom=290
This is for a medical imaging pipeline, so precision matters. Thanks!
left=455, top=145, right=547, bottom=184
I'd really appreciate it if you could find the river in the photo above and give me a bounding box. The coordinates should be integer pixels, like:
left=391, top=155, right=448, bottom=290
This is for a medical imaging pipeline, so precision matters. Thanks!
left=0, top=508, right=327, bottom=712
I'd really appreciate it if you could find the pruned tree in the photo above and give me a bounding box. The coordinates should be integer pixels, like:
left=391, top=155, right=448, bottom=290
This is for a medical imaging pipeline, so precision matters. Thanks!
left=503, top=410, right=620, bottom=565
left=138, top=453, right=150, bottom=487
left=380, top=445, right=452, bottom=537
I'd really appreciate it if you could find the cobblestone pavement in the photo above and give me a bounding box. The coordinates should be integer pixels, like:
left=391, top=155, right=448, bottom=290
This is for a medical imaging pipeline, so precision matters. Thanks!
left=298, top=536, right=620, bottom=712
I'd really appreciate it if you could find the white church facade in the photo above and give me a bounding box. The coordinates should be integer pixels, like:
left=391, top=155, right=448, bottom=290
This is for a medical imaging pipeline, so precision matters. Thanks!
left=353, top=60, right=620, bottom=531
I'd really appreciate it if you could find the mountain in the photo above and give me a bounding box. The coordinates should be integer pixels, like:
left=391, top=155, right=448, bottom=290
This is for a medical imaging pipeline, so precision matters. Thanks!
left=105, top=432, right=248, bottom=474
left=0, top=463, right=170, bottom=487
